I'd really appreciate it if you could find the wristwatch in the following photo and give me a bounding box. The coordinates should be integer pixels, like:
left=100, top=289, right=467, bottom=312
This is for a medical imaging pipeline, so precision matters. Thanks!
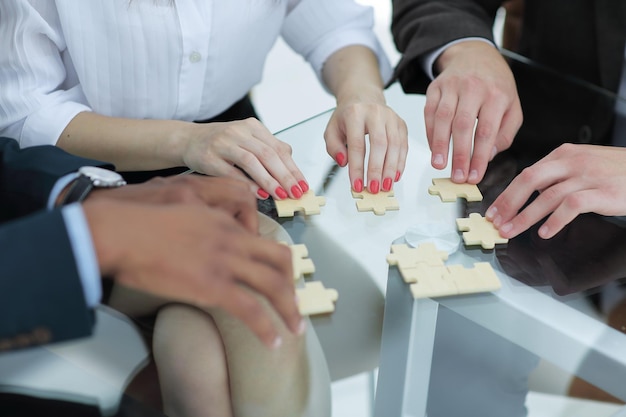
left=61, top=166, right=127, bottom=205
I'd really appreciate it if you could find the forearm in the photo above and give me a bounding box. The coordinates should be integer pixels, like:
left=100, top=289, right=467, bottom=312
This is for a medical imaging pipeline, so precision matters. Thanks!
left=58, top=112, right=197, bottom=171
left=322, top=45, right=386, bottom=104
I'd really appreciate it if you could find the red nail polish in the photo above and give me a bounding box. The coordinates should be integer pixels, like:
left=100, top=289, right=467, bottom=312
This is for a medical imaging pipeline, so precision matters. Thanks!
left=298, top=180, right=309, bottom=193
left=369, top=180, right=380, bottom=194
left=257, top=189, right=269, bottom=199
left=354, top=178, right=363, bottom=193
left=382, top=177, right=393, bottom=192
left=291, top=185, right=303, bottom=199
left=395, top=171, right=401, bottom=182
left=275, top=187, right=288, bottom=199
left=336, top=152, right=346, bottom=166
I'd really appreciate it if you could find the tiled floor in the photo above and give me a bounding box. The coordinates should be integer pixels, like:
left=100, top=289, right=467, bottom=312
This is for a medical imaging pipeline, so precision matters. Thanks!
left=254, top=2, right=624, bottom=416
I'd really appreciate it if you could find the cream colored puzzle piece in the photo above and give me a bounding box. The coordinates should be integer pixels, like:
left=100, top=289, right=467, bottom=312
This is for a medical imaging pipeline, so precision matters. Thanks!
left=447, top=262, right=501, bottom=294
left=386, top=243, right=448, bottom=271
left=296, top=281, right=338, bottom=316
left=275, top=190, right=326, bottom=217
left=352, top=190, right=399, bottom=215
left=456, top=213, right=508, bottom=249
left=409, top=266, right=458, bottom=298
left=428, top=178, right=483, bottom=202
left=289, top=243, right=315, bottom=281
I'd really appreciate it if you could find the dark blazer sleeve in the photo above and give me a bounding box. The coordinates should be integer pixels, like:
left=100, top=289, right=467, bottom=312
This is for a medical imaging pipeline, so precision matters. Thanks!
left=0, top=137, right=112, bottom=221
left=0, top=209, right=95, bottom=351
left=391, top=0, right=503, bottom=93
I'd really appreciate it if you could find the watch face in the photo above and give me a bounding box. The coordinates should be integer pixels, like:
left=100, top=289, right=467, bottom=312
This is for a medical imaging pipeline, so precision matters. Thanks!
left=79, top=166, right=126, bottom=187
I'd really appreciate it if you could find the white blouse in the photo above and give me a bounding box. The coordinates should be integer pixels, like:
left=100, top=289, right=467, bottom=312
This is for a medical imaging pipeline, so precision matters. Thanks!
left=0, top=0, right=392, bottom=147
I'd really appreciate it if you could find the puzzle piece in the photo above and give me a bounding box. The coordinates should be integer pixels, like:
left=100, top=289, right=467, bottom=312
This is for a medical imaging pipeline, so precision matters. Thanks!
left=409, top=262, right=501, bottom=299
left=296, top=281, right=338, bottom=316
left=428, top=178, right=483, bottom=202
left=386, top=243, right=448, bottom=271
left=289, top=243, right=315, bottom=281
left=275, top=190, right=326, bottom=217
left=456, top=213, right=508, bottom=249
left=352, top=190, right=399, bottom=215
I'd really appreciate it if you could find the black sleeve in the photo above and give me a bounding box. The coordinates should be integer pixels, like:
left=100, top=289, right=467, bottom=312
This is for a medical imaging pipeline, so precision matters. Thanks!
left=0, top=137, right=113, bottom=221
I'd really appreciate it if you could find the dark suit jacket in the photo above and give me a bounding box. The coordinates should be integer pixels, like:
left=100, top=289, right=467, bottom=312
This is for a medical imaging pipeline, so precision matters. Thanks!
left=392, top=0, right=626, bottom=157
left=0, top=137, right=112, bottom=350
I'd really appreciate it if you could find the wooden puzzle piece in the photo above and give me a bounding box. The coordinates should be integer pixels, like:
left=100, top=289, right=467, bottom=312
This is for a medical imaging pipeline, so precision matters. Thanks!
left=400, top=263, right=448, bottom=285
left=409, top=262, right=500, bottom=299
left=428, top=178, right=483, bottom=202
left=386, top=243, right=448, bottom=271
left=351, top=190, right=399, bottom=215
left=456, top=213, right=508, bottom=249
left=275, top=190, right=326, bottom=217
left=289, top=243, right=315, bottom=281
left=296, top=281, right=338, bottom=316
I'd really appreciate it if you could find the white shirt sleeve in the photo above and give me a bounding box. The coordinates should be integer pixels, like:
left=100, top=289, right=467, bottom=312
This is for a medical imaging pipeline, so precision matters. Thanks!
left=61, top=203, right=102, bottom=308
left=0, top=0, right=91, bottom=147
left=421, top=37, right=496, bottom=80
left=281, top=0, right=393, bottom=88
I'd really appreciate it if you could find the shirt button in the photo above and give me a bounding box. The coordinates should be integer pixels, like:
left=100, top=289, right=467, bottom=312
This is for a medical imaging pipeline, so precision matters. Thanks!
left=189, top=51, right=202, bottom=63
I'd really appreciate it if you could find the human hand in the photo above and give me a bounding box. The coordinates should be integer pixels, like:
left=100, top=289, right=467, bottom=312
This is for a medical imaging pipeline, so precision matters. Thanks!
left=324, top=89, right=408, bottom=193
left=90, top=175, right=259, bottom=233
left=84, top=200, right=304, bottom=348
left=426, top=41, right=522, bottom=183
left=180, top=118, right=309, bottom=201
left=486, top=144, right=626, bottom=239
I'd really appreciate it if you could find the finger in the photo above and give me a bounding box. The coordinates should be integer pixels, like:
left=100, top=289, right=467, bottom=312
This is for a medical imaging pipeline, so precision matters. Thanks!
left=423, top=84, right=441, bottom=154
left=323, top=115, right=349, bottom=168
left=486, top=159, right=569, bottom=226
left=430, top=88, right=458, bottom=172
left=365, top=122, right=387, bottom=194
left=378, top=120, right=403, bottom=191
left=219, top=285, right=283, bottom=348
left=537, top=189, right=600, bottom=239
left=492, top=100, right=523, bottom=158
left=449, top=93, right=480, bottom=183
left=394, top=118, right=409, bottom=182
left=467, top=98, right=506, bottom=184
left=343, top=114, right=367, bottom=192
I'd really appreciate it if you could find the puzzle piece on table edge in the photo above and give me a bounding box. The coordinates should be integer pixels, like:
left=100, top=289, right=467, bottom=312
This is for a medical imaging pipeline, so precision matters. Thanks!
left=456, top=212, right=508, bottom=249
left=428, top=178, right=483, bottom=202
left=386, top=243, right=449, bottom=273
left=296, top=281, right=338, bottom=316
left=288, top=243, right=315, bottom=281
left=351, top=189, right=399, bottom=215
left=275, top=190, right=326, bottom=217
left=409, top=262, right=501, bottom=299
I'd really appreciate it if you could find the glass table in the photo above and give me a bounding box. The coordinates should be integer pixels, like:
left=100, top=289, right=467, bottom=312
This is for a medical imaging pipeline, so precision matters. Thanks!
left=270, top=52, right=626, bottom=417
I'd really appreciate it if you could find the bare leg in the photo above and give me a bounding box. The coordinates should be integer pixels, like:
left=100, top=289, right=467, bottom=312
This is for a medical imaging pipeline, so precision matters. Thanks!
left=152, top=304, right=234, bottom=417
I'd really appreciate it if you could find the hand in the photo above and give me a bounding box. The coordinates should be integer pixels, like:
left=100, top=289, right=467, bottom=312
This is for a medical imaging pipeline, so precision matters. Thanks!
left=84, top=200, right=304, bottom=348
left=324, top=91, right=408, bottom=194
left=426, top=41, right=522, bottom=184
left=486, top=144, right=626, bottom=239
left=181, top=118, right=309, bottom=200
left=90, top=175, right=259, bottom=233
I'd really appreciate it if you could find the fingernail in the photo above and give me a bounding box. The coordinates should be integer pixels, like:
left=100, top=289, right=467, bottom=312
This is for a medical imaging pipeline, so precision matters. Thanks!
left=493, top=215, right=502, bottom=227
left=490, top=146, right=498, bottom=161
left=257, top=189, right=269, bottom=199
left=453, top=169, right=464, bottom=182
left=369, top=180, right=380, bottom=194
left=500, top=222, right=513, bottom=234
left=272, top=336, right=283, bottom=350
left=336, top=152, right=346, bottom=166
left=485, top=206, right=497, bottom=220
left=538, top=225, right=549, bottom=239
left=275, top=187, right=288, bottom=200
left=298, top=180, right=309, bottom=193
left=354, top=178, right=363, bottom=193
left=291, top=185, right=303, bottom=199
left=383, top=177, right=393, bottom=191
left=395, top=171, right=401, bottom=182
left=433, top=154, right=444, bottom=166
left=468, top=170, right=478, bottom=182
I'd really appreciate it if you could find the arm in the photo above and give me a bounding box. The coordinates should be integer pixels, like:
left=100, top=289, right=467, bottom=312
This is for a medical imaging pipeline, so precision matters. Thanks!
left=391, top=0, right=522, bottom=184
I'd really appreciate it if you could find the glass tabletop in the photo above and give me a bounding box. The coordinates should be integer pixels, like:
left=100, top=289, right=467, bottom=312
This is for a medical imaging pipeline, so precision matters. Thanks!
left=269, top=51, right=626, bottom=417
